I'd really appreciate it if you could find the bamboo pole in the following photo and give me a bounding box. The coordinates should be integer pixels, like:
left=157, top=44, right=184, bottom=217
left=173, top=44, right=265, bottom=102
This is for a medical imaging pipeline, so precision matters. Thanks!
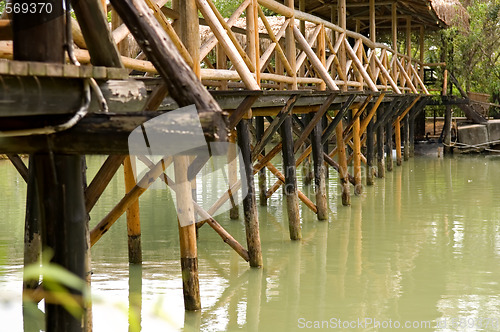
left=377, top=107, right=385, bottom=178
left=344, top=39, right=378, bottom=91
left=174, top=155, right=201, bottom=311
left=196, top=0, right=259, bottom=90
left=352, top=108, right=362, bottom=195
left=281, top=116, right=302, bottom=240
left=419, top=26, right=425, bottom=79
left=395, top=118, right=402, bottom=166
left=391, top=3, right=398, bottom=80
left=123, top=156, right=142, bottom=264
left=293, top=26, right=339, bottom=90
left=366, top=115, right=375, bottom=185
left=317, top=24, right=327, bottom=91
left=247, top=0, right=260, bottom=84
left=285, top=0, right=298, bottom=89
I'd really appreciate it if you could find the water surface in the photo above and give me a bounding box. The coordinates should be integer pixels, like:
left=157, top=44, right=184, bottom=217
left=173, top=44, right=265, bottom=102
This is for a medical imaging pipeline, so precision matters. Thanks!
left=1, top=155, right=500, bottom=331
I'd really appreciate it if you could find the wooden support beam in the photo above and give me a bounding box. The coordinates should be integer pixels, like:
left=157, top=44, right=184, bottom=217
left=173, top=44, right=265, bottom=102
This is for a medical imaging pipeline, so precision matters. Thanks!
left=395, top=118, right=402, bottom=166
left=366, top=115, right=375, bottom=185
left=7, top=154, right=28, bottom=182
left=237, top=119, right=263, bottom=268
left=386, top=115, right=393, bottom=172
left=228, top=130, right=239, bottom=219
left=391, top=3, right=398, bottom=80
left=85, top=155, right=126, bottom=213
left=321, top=94, right=356, bottom=145
left=376, top=106, right=385, bottom=178
left=124, top=156, right=142, bottom=264
left=335, top=108, right=351, bottom=206
left=247, top=0, right=260, bottom=84
left=90, top=157, right=173, bottom=246
left=174, top=155, right=201, bottom=311
left=280, top=116, right=302, bottom=240
left=33, top=154, right=88, bottom=331
left=310, top=114, right=328, bottom=220
left=352, top=108, right=363, bottom=195
left=255, top=117, right=268, bottom=206
left=403, top=115, right=410, bottom=161
left=252, top=95, right=298, bottom=161
left=228, top=95, right=260, bottom=129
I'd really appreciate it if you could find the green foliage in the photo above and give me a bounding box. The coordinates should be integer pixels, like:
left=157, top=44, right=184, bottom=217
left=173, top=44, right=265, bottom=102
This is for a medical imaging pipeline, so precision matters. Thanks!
left=444, top=0, right=500, bottom=100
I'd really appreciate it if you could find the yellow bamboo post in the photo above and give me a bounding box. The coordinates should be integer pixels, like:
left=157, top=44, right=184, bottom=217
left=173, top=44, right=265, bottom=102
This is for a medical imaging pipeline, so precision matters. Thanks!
left=391, top=3, right=398, bottom=83
left=406, top=17, right=412, bottom=89
left=216, top=44, right=228, bottom=90
left=228, top=130, right=239, bottom=219
left=352, top=108, right=362, bottom=195
left=317, top=24, right=327, bottom=91
left=124, top=156, right=142, bottom=264
left=174, top=155, right=201, bottom=311
left=180, top=0, right=200, bottom=77
left=247, top=0, right=260, bottom=85
left=286, top=0, right=298, bottom=90
left=395, top=118, right=402, bottom=166
left=299, top=0, right=306, bottom=83
left=338, top=0, right=347, bottom=90
left=369, top=0, right=376, bottom=80
left=419, top=26, right=425, bottom=80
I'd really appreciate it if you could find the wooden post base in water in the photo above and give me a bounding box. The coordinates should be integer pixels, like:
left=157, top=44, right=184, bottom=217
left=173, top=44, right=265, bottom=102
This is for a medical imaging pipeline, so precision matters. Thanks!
left=311, top=114, right=328, bottom=220
left=124, top=156, right=142, bottom=264
left=281, top=116, right=302, bottom=239
left=237, top=119, right=263, bottom=267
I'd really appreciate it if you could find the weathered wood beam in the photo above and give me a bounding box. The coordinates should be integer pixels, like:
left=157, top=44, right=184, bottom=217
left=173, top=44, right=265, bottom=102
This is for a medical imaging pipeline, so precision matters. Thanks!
left=7, top=154, right=28, bottom=182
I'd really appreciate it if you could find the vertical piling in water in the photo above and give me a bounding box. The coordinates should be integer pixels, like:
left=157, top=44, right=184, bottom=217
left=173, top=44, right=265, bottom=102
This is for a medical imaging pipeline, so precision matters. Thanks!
left=403, top=115, right=410, bottom=161
left=174, top=155, right=201, bottom=311
left=123, top=156, right=142, bottom=264
left=322, top=115, right=330, bottom=179
left=366, top=117, right=375, bottom=185
left=386, top=117, right=394, bottom=172
left=301, top=116, right=313, bottom=186
left=228, top=130, right=240, bottom=218
left=311, top=114, right=328, bottom=220
left=352, top=108, right=363, bottom=195
left=395, top=118, right=402, bottom=166
left=237, top=119, right=263, bottom=267
left=34, top=155, right=88, bottom=332
left=376, top=107, right=385, bottom=178
left=336, top=111, right=351, bottom=206
left=280, top=116, right=302, bottom=240
left=409, top=107, right=416, bottom=158
left=255, top=117, right=267, bottom=206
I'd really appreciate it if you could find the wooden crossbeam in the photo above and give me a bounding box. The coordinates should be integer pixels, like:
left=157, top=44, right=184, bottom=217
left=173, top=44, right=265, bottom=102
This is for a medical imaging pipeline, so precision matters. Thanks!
left=7, top=154, right=28, bottom=182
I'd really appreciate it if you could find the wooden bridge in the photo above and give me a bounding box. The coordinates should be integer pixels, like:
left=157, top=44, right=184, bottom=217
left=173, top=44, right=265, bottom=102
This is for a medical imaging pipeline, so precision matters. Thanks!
left=0, top=0, right=466, bottom=330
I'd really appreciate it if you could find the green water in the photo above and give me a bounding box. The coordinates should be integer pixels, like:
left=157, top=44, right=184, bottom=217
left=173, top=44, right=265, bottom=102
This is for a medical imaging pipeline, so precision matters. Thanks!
left=1, top=155, right=500, bottom=331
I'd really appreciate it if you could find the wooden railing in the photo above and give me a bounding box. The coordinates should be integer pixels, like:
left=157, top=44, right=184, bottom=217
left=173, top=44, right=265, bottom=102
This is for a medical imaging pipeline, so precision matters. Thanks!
left=0, top=0, right=430, bottom=95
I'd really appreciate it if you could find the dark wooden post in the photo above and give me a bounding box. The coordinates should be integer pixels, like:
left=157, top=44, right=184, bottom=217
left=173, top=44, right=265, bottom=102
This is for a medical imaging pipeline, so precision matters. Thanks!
left=255, top=117, right=267, bottom=206
left=311, top=114, right=328, bottom=220
left=376, top=107, right=385, bottom=178
left=409, top=107, right=416, bottom=157
left=14, top=2, right=88, bottom=331
left=228, top=130, right=240, bottom=219
left=403, top=115, right=410, bottom=161
left=366, top=116, right=375, bottom=185
left=352, top=108, right=363, bottom=195
left=322, top=115, right=330, bottom=179
left=302, top=114, right=313, bottom=186
left=281, top=116, right=302, bottom=239
left=386, top=117, right=394, bottom=172
left=335, top=111, right=351, bottom=206
left=395, top=118, right=402, bottom=166
left=237, top=119, right=263, bottom=267
left=34, top=155, right=89, bottom=331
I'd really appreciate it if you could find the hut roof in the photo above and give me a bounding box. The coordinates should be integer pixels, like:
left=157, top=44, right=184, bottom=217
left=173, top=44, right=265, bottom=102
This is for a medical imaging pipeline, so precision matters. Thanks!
left=282, top=0, right=468, bottom=32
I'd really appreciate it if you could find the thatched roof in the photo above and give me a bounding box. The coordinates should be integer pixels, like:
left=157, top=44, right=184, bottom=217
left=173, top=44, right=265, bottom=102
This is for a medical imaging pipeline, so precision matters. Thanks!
left=280, top=0, right=469, bottom=32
